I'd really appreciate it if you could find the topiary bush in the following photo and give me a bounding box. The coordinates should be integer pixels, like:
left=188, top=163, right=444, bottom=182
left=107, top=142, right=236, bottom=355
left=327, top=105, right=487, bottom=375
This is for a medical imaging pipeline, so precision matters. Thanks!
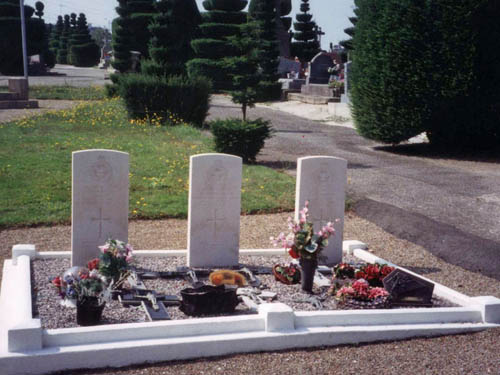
left=118, top=73, right=211, bottom=127
left=210, top=118, right=274, bottom=163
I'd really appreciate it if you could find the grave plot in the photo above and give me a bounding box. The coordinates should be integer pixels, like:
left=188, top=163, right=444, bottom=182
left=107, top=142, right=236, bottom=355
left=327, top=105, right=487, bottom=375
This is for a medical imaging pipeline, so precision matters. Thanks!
left=1, top=151, right=499, bottom=375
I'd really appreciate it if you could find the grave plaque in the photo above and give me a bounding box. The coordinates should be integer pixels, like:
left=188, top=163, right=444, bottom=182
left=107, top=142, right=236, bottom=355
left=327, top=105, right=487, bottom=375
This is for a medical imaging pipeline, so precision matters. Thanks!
left=306, top=52, right=334, bottom=84
left=295, top=156, right=347, bottom=264
left=383, top=268, right=435, bottom=307
left=71, top=150, right=129, bottom=267
left=188, top=153, right=242, bottom=267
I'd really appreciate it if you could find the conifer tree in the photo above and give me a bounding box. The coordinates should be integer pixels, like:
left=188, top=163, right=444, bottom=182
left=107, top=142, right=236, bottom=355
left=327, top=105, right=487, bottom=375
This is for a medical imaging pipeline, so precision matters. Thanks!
left=34, top=1, right=43, bottom=18
left=69, top=13, right=100, bottom=67
left=0, top=0, right=45, bottom=74
left=291, top=0, right=319, bottom=62
left=49, top=15, right=63, bottom=56
left=112, top=0, right=156, bottom=72
left=57, top=14, right=71, bottom=64
left=248, top=0, right=281, bottom=100
left=187, top=0, right=248, bottom=91
left=112, top=0, right=132, bottom=72
left=142, top=0, right=201, bottom=77
left=227, top=22, right=260, bottom=120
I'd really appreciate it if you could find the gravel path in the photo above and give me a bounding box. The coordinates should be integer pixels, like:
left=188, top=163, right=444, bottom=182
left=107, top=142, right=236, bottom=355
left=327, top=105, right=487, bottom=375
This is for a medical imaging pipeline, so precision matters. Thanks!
left=1, top=213, right=499, bottom=374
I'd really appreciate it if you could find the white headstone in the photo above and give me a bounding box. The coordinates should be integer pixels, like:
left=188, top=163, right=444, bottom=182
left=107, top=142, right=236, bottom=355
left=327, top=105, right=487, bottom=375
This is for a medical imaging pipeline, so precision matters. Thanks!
left=295, top=156, right=347, bottom=265
left=71, top=149, right=129, bottom=267
left=187, top=153, right=242, bottom=267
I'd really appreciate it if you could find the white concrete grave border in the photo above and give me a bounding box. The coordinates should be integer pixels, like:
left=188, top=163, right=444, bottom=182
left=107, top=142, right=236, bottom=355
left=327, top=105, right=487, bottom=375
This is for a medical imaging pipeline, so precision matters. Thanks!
left=1, top=242, right=499, bottom=375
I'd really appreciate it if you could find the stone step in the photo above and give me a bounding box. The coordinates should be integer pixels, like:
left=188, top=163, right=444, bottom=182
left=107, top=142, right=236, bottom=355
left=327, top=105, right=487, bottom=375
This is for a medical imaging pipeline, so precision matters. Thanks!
left=301, top=84, right=337, bottom=97
left=0, top=100, right=39, bottom=109
left=288, top=93, right=340, bottom=105
left=0, top=92, right=19, bottom=101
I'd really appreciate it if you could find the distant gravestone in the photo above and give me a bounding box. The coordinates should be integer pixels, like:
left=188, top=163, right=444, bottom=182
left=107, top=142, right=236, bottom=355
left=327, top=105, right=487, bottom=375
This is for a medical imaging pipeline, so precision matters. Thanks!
left=71, top=150, right=129, bottom=267
left=306, top=52, right=334, bottom=84
left=278, top=57, right=301, bottom=77
left=187, top=154, right=242, bottom=268
left=295, top=156, right=347, bottom=264
left=341, top=61, right=352, bottom=104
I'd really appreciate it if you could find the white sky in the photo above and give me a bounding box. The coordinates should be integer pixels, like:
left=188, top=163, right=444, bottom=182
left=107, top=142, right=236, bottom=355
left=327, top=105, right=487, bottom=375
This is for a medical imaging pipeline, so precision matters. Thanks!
left=25, top=0, right=354, bottom=49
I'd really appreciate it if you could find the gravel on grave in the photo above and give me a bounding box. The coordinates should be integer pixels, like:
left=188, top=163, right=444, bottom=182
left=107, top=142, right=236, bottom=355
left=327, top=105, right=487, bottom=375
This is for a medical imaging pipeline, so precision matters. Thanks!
left=33, top=254, right=456, bottom=330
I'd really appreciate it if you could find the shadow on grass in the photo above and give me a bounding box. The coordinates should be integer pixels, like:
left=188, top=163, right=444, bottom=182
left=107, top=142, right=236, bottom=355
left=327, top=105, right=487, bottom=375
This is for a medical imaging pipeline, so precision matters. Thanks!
left=375, top=143, right=500, bottom=163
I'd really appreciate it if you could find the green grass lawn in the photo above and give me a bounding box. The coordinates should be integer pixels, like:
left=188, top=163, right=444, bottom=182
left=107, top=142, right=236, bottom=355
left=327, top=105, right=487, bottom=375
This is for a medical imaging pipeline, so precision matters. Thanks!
left=0, top=99, right=294, bottom=228
left=0, top=85, right=106, bottom=100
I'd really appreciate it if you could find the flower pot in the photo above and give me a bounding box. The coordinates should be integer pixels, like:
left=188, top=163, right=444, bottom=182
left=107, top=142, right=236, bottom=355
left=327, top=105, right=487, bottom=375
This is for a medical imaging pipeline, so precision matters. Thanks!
left=299, top=258, right=318, bottom=293
left=180, top=285, right=239, bottom=316
left=76, top=297, right=105, bottom=326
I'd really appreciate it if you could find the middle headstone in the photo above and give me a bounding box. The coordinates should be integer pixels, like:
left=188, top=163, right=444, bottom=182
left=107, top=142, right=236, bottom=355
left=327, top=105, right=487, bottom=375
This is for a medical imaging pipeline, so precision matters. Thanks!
left=188, top=154, right=242, bottom=268
left=295, top=156, right=347, bottom=265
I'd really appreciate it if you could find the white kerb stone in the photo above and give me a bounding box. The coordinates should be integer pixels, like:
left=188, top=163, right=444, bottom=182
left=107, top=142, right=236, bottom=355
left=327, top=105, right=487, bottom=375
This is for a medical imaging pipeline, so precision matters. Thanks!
left=187, top=153, right=242, bottom=267
left=71, top=150, right=129, bottom=267
left=295, top=156, right=347, bottom=265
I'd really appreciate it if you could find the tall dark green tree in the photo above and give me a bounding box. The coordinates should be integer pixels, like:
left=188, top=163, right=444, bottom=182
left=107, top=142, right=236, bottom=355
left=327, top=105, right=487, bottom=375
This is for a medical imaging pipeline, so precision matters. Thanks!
left=34, top=1, right=43, bottom=18
left=227, top=22, right=260, bottom=120
left=248, top=0, right=281, bottom=100
left=112, top=0, right=132, bottom=72
left=0, top=0, right=45, bottom=74
left=142, top=0, right=201, bottom=77
left=69, top=13, right=100, bottom=67
left=351, top=0, right=500, bottom=150
left=187, top=0, right=248, bottom=91
left=57, top=14, right=71, bottom=64
left=339, top=13, right=357, bottom=52
left=49, top=15, right=63, bottom=55
left=112, top=0, right=156, bottom=72
left=351, top=0, right=430, bottom=144
left=291, top=0, right=319, bottom=62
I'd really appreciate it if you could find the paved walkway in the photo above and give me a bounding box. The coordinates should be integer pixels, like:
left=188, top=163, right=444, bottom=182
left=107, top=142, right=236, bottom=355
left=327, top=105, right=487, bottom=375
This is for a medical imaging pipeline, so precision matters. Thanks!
left=209, top=95, right=500, bottom=280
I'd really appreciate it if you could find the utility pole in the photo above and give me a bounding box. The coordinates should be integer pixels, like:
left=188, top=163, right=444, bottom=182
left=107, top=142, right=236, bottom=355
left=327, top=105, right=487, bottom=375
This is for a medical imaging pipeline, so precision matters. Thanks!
left=19, top=0, right=28, bottom=79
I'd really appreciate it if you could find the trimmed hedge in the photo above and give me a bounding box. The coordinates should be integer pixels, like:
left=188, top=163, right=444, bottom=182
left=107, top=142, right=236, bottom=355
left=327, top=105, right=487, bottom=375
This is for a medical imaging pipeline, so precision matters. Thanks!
left=118, top=73, right=211, bottom=127
left=202, top=10, right=247, bottom=24
left=191, top=38, right=239, bottom=58
left=210, top=118, right=273, bottom=163
left=198, top=23, right=241, bottom=39
left=202, top=0, right=247, bottom=12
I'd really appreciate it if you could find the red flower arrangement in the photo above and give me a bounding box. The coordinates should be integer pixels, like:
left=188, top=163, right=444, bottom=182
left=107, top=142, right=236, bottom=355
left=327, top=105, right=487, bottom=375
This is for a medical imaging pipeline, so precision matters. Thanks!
left=336, top=279, right=389, bottom=302
left=354, top=263, right=395, bottom=287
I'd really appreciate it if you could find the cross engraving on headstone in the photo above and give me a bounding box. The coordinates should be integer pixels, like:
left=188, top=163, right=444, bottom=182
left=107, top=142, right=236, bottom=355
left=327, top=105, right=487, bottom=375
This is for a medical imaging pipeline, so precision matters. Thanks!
left=207, top=207, right=226, bottom=245
left=90, top=207, right=112, bottom=238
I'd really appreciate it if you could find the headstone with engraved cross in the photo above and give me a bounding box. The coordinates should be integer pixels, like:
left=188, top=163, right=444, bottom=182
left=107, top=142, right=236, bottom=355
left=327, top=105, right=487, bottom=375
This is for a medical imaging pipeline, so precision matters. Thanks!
left=188, top=153, right=242, bottom=267
left=71, top=149, right=129, bottom=266
left=295, top=156, right=347, bottom=265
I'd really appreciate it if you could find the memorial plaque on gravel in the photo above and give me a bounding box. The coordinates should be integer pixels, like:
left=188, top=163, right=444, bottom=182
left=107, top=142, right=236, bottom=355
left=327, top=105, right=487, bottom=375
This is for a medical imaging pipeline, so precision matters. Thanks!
left=307, top=52, right=334, bottom=84
left=187, top=154, right=242, bottom=268
left=383, top=268, right=435, bottom=307
left=71, top=150, right=129, bottom=267
left=295, top=156, right=347, bottom=265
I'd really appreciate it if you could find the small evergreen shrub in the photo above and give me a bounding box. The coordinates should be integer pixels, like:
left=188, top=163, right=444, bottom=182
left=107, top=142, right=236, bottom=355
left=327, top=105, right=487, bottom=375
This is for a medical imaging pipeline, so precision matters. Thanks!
left=118, top=73, right=211, bottom=127
left=210, top=118, right=274, bottom=163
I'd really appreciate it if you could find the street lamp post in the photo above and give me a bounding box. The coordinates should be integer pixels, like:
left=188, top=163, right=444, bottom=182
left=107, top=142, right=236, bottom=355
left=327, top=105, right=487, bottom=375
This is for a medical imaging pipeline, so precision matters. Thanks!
left=19, top=0, right=28, bottom=79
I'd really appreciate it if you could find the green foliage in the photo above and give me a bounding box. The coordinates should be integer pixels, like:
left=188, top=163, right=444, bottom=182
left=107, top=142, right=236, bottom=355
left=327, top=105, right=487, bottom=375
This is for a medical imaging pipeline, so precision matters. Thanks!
left=248, top=0, right=281, bottom=101
left=188, top=0, right=248, bottom=91
left=210, top=118, right=273, bottom=163
left=112, top=0, right=156, bottom=73
left=57, top=14, right=71, bottom=64
left=352, top=0, right=500, bottom=150
left=0, top=1, right=45, bottom=75
left=291, top=0, right=319, bottom=62
left=69, top=13, right=100, bottom=67
left=117, top=73, right=211, bottom=127
left=143, top=0, right=201, bottom=78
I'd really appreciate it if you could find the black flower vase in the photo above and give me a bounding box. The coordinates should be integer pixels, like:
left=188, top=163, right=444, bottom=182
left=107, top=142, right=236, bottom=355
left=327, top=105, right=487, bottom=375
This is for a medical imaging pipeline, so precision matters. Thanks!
left=76, top=297, right=105, bottom=326
left=299, top=258, right=318, bottom=293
